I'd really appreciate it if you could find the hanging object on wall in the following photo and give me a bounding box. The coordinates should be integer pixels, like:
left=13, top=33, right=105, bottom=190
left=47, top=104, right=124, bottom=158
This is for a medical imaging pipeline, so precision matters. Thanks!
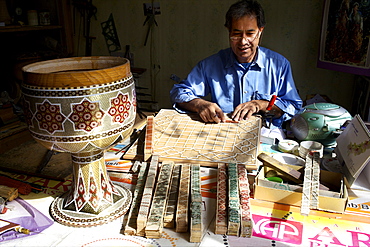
left=101, top=13, right=121, bottom=53
left=143, top=2, right=160, bottom=46
left=317, top=0, right=370, bottom=76
left=72, top=0, right=97, bottom=56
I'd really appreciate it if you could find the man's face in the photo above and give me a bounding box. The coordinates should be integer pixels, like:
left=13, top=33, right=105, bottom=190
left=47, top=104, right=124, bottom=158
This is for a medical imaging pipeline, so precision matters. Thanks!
left=229, top=15, right=264, bottom=63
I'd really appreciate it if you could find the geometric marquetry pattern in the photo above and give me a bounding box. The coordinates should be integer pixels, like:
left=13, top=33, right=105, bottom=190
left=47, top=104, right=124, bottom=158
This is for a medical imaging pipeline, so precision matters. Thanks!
left=35, top=99, right=66, bottom=134
left=101, top=171, right=113, bottom=203
left=76, top=169, right=87, bottom=211
left=89, top=171, right=99, bottom=210
left=149, top=109, right=261, bottom=166
left=69, top=99, right=105, bottom=132
left=108, top=92, right=132, bottom=123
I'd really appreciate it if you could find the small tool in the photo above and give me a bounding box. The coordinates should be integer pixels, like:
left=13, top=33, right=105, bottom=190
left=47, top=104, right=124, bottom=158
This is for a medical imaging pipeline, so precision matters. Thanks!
left=263, top=95, right=277, bottom=128
left=266, top=95, right=277, bottom=112
left=116, top=128, right=146, bottom=157
left=36, top=150, right=55, bottom=173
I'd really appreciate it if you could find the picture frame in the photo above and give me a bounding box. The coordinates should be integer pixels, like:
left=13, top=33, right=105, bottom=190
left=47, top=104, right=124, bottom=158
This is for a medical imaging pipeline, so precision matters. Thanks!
left=317, top=0, right=370, bottom=76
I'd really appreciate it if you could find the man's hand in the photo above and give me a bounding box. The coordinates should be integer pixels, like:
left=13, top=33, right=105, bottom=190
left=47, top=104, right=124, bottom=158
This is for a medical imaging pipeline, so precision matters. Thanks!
left=231, top=100, right=283, bottom=121
left=177, top=99, right=226, bottom=123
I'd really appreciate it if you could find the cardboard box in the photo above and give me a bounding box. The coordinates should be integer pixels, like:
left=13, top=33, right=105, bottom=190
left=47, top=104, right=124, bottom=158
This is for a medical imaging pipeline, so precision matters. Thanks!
left=254, top=163, right=348, bottom=213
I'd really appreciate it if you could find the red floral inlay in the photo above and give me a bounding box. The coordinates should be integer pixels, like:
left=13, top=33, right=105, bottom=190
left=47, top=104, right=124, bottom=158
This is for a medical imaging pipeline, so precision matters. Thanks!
left=108, top=92, right=131, bottom=123
left=69, top=99, right=104, bottom=132
left=35, top=100, right=66, bottom=134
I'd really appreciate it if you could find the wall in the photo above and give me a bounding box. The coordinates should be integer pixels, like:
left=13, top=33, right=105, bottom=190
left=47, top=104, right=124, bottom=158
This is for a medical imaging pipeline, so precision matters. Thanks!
left=73, top=0, right=355, bottom=111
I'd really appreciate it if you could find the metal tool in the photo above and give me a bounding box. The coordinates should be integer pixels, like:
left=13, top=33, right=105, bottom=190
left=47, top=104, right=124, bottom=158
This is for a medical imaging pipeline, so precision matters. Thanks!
left=116, top=128, right=146, bottom=157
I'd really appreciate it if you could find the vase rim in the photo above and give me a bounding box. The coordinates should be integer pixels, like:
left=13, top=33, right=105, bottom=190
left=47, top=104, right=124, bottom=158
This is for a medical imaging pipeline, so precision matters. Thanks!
left=22, top=56, right=131, bottom=87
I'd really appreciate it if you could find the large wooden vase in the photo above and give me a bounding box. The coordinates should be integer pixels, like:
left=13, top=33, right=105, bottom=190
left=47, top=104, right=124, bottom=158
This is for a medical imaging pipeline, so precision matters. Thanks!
left=21, top=56, right=135, bottom=227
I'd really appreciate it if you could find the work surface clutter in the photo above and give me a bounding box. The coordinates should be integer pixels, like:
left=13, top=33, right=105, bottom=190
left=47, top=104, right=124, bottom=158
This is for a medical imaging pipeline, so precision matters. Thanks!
left=0, top=110, right=370, bottom=247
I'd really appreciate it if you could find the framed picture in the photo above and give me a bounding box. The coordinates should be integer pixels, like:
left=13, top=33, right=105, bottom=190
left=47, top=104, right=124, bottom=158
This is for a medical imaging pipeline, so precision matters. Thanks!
left=317, top=0, right=370, bottom=76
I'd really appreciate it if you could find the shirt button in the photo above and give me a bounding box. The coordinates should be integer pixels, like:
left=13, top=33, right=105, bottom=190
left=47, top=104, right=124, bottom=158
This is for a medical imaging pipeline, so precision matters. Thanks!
left=244, top=91, right=248, bottom=94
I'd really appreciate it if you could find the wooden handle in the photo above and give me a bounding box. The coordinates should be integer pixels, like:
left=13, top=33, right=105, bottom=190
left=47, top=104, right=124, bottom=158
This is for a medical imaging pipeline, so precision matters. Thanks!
left=257, top=153, right=303, bottom=184
left=0, top=185, right=18, bottom=201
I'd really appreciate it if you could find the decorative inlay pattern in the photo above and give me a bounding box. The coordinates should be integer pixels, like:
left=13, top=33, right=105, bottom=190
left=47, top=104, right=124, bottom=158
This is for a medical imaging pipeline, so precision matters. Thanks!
left=21, top=76, right=134, bottom=98
left=176, top=164, right=190, bottom=233
left=227, top=163, right=240, bottom=236
left=109, top=92, right=132, bottom=123
left=238, top=164, right=252, bottom=238
left=35, top=100, right=66, bottom=134
left=30, top=121, right=134, bottom=145
left=69, top=99, right=105, bottom=132
left=215, top=163, right=228, bottom=235
left=146, top=109, right=261, bottom=167
left=164, top=164, right=180, bottom=228
left=137, top=155, right=159, bottom=236
left=190, top=164, right=203, bottom=242
left=123, top=161, right=148, bottom=235
left=145, top=162, right=174, bottom=238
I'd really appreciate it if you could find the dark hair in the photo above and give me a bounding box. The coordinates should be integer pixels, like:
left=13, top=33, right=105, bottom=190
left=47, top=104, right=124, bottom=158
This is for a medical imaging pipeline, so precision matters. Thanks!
left=224, top=0, right=266, bottom=30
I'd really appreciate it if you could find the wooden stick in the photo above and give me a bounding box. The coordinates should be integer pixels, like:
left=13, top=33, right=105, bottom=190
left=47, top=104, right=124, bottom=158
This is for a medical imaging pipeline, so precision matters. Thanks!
left=257, top=153, right=302, bottom=184
left=123, top=161, right=147, bottom=235
left=238, top=164, right=253, bottom=238
left=144, top=116, right=154, bottom=161
left=227, top=163, right=240, bottom=236
left=176, top=164, right=191, bottom=233
left=145, top=161, right=174, bottom=238
left=136, top=155, right=158, bottom=236
left=164, top=163, right=180, bottom=228
left=311, top=152, right=320, bottom=209
left=190, top=164, right=203, bottom=242
left=301, top=153, right=313, bottom=216
left=215, top=163, right=228, bottom=235
left=0, top=185, right=18, bottom=201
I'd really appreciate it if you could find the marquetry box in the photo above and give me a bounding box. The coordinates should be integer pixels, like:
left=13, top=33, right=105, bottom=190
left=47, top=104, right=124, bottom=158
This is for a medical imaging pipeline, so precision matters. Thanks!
left=253, top=163, right=348, bottom=214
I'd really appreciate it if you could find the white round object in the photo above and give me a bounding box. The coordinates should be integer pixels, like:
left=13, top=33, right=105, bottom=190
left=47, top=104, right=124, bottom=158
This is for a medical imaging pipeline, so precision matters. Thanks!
left=272, top=153, right=306, bottom=166
left=278, top=139, right=299, bottom=154
left=299, top=140, right=323, bottom=159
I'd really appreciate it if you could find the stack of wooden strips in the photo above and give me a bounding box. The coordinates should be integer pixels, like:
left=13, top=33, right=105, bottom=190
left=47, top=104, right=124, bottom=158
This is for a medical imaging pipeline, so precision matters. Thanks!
left=189, top=164, right=203, bottom=242
left=122, top=155, right=203, bottom=242
left=301, top=152, right=321, bottom=216
left=215, top=163, right=253, bottom=238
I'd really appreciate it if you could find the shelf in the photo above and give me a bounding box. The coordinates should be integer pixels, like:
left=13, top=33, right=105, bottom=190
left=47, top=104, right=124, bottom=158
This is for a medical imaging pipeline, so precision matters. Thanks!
left=0, top=25, right=62, bottom=33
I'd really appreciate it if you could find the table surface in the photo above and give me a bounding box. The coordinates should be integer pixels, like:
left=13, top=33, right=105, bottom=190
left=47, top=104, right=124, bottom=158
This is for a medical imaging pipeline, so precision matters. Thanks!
left=0, top=161, right=369, bottom=247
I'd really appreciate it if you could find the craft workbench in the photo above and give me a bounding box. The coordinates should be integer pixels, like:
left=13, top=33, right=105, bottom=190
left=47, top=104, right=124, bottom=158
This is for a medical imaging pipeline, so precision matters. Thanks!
left=0, top=110, right=370, bottom=247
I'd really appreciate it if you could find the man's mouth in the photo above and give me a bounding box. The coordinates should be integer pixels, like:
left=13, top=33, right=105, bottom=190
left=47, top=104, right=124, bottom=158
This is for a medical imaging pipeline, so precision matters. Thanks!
left=239, top=46, right=250, bottom=52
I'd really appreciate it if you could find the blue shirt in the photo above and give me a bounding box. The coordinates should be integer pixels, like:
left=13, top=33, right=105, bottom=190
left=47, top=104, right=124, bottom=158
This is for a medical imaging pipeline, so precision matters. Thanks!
left=170, top=47, right=303, bottom=127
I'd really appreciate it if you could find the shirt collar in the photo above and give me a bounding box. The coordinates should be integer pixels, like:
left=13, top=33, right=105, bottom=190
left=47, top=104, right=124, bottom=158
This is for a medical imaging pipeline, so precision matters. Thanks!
left=226, top=47, right=265, bottom=69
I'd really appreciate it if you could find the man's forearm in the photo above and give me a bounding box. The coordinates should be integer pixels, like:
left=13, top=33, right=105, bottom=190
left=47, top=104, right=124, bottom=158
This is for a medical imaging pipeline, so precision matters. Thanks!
left=176, top=98, right=205, bottom=113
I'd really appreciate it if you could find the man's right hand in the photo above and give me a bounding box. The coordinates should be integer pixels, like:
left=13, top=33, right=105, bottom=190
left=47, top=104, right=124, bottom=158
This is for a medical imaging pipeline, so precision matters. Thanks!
left=177, top=98, right=226, bottom=123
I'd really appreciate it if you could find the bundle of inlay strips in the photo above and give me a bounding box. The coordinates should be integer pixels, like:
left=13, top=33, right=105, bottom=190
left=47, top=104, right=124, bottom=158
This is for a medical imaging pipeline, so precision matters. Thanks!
left=122, top=155, right=203, bottom=242
left=215, top=163, right=253, bottom=237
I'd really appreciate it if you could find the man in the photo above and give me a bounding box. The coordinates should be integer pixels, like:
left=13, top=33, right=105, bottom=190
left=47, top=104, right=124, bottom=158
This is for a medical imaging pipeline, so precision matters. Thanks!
left=170, top=0, right=302, bottom=128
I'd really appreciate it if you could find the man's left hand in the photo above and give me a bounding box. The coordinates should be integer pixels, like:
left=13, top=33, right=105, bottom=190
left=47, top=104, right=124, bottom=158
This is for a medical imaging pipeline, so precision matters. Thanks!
left=231, top=100, right=265, bottom=121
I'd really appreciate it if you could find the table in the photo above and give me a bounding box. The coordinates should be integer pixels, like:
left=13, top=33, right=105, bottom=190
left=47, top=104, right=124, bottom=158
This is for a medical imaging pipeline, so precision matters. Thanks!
left=1, top=114, right=370, bottom=246
left=0, top=161, right=370, bottom=247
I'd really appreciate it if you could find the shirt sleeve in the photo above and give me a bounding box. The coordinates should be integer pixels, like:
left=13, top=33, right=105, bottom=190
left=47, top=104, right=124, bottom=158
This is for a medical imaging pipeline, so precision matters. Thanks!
left=170, top=61, right=209, bottom=112
left=254, top=59, right=303, bottom=128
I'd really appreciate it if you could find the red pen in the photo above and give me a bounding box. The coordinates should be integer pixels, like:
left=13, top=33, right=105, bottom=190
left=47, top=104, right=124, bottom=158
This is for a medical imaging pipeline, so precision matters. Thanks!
left=266, top=95, right=277, bottom=112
